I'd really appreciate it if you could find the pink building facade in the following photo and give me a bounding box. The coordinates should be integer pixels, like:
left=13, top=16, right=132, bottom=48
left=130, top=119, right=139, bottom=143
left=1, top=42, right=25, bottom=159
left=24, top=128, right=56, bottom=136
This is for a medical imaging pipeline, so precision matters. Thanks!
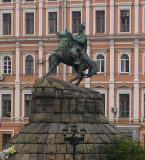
left=0, top=0, right=145, bottom=149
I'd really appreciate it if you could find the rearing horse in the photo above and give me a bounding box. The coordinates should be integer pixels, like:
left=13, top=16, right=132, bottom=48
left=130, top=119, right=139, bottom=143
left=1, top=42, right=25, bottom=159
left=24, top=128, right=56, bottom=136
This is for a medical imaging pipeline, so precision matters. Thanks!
left=46, top=31, right=98, bottom=85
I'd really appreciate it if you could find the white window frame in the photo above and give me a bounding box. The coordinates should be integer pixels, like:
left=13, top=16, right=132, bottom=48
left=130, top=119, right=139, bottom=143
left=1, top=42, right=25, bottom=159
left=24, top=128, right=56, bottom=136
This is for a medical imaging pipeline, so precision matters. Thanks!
left=0, top=53, right=12, bottom=75
left=142, top=5, right=145, bottom=33
left=0, top=90, right=13, bottom=119
left=118, top=6, right=131, bottom=34
left=117, top=89, right=131, bottom=119
left=142, top=52, right=145, bottom=75
left=95, top=88, right=107, bottom=117
left=141, top=89, right=145, bottom=120
left=96, top=52, right=106, bottom=74
left=23, top=9, right=35, bottom=36
left=70, top=8, right=82, bottom=33
left=0, top=10, right=13, bottom=36
left=93, top=7, right=106, bottom=35
left=23, top=52, right=35, bottom=75
left=118, top=49, right=131, bottom=74
left=0, top=0, right=13, bottom=3
left=22, top=89, right=32, bottom=118
left=46, top=8, right=59, bottom=35
left=46, top=53, right=58, bottom=75
left=23, top=0, right=36, bottom=3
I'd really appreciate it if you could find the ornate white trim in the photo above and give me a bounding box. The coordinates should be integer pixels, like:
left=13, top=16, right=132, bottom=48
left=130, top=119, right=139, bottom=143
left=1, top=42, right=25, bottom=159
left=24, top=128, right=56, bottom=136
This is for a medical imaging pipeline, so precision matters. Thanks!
left=46, top=8, right=59, bottom=35
left=23, top=9, right=36, bottom=36
left=23, top=52, right=35, bottom=75
left=93, top=6, right=106, bottom=35
left=70, top=8, right=82, bottom=33
left=118, top=6, right=131, bottom=34
left=117, top=89, right=131, bottom=119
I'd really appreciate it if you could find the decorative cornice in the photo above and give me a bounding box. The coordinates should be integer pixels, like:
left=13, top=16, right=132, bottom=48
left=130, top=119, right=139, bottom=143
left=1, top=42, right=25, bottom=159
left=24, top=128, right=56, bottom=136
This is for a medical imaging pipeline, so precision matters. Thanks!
left=117, top=49, right=132, bottom=54
left=68, top=4, right=83, bottom=8
left=92, top=3, right=107, bottom=7
left=116, top=2, right=132, bottom=6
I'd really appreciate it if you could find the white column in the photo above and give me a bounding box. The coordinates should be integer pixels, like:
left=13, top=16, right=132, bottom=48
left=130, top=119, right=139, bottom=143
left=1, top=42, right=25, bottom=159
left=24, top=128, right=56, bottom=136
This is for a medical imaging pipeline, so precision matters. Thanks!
left=86, top=0, right=90, bottom=35
left=134, top=39, right=139, bottom=121
left=38, top=41, right=43, bottom=78
left=109, top=40, right=114, bottom=81
left=85, top=40, right=91, bottom=88
left=109, top=83, right=115, bottom=120
left=15, top=42, right=20, bottom=120
left=134, top=83, right=139, bottom=121
left=109, top=40, right=115, bottom=120
left=135, top=0, right=139, bottom=34
left=110, top=0, right=114, bottom=35
left=134, top=39, right=139, bottom=81
left=39, top=0, right=43, bottom=36
left=16, top=0, right=19, bottom=37
left=14, top=84, right=20, bottom=120
left=15, top=42, right=20, bottom=82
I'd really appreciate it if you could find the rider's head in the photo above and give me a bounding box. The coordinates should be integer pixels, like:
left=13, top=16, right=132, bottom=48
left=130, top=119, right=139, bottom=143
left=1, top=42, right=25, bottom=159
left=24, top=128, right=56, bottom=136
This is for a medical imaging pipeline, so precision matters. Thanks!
left=78, top=23, right=85, bottom=33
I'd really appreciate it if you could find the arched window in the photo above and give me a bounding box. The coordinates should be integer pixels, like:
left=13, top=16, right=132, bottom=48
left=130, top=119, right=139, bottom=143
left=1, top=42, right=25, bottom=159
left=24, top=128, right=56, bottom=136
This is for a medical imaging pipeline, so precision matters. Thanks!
left=3, top=56, right=11, bottom=74
left=121, top=54, right=129, bottom=73
left=25, top=55, right=34, bottom=75
left=96, top=54, right=105, bottom=73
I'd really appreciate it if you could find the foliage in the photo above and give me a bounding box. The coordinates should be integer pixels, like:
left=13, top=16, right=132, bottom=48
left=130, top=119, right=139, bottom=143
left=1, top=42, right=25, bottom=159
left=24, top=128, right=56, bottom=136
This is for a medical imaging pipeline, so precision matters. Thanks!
left=109, top=137, right=145, bottom=160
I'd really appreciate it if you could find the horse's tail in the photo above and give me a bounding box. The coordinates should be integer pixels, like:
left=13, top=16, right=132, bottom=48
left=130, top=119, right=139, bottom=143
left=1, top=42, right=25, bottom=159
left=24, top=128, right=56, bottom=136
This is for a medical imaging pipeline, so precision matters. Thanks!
left=87, top=60, right=98, bottom=77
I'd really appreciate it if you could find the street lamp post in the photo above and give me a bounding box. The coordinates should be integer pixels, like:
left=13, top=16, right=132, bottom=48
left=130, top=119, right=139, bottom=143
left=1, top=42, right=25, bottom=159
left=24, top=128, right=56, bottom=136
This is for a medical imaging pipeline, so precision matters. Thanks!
left=63, top=124, right=86, bottom=160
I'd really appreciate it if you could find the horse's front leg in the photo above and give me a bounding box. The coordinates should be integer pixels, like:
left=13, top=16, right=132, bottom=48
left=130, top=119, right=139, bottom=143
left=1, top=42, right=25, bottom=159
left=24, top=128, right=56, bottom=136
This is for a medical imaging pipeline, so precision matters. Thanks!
left=75, top=73, right=84, bottom=85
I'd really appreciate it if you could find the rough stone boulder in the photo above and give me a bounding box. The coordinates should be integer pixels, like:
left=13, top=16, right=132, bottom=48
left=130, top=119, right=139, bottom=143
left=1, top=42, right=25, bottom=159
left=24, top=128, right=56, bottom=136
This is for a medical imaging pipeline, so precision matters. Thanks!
left=10, top=77, right=119, bottom=160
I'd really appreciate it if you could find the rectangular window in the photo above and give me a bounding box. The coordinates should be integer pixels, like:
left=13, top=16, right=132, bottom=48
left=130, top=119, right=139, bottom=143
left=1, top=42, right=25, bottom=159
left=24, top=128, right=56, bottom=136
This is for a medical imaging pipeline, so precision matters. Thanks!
left=25, top=12, right=34, bottom=34
left=2, top=13, right=11, bottom=35
left=119, top=94, right=130, bottom=118
left=101, top=94, right=105, bottom=115
left=3, top=0, right=11, bottom=2
left=24, top=94, right=32, bottom=117
left=2, top=94, right=11, bottom=117
left=72, top=11, right=81, bottom=33
left=2, top=134, right=11, bottom=150
left=120, top=10, right=130, bottom=32
left=96, top=10, right=105, bottom=33
left=48, top=12, right=57, bottom=34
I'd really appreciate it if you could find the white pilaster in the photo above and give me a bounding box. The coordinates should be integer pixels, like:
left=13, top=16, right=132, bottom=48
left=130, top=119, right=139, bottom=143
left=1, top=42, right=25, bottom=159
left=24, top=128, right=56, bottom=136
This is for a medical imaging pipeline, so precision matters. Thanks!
left=134, top=83, right=139, bottom=121
left=134, top=39, right=139, bottom=121
left=85, top=40, right=91, bottom=88
left=110, top=0, right=114, bottom=35
left=109, top=83, right=115, bottom=120
left=38, top=41, right=43, bottom=78
left=15, top=42, right=20, bottom=82
left=109, top=39, right=114, bottom=81
left=14, top=84, right=20, bottom=120
left=86, top=0, right=90, bottom=35
left=39, top=0, right=43, bottom=36
left=134, top=39, right=139, bottom=81
left=16, top=0, right=19, bottom=37
left=15, top=42, right=20, bottom=120
left=135, top=0, right=139, bottom=34
left=109, top=39, right=115, bottom=120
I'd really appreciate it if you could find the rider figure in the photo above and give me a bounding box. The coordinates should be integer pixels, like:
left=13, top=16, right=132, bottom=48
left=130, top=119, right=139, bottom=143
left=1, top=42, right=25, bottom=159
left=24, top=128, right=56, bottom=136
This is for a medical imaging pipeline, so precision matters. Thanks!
left=71, top=24, right=92, bottom=71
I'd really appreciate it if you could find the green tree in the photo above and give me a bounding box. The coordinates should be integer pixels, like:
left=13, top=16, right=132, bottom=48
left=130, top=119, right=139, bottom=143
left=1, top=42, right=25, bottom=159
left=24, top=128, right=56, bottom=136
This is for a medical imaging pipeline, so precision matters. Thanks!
left=110, top=137, right=145, bottom=160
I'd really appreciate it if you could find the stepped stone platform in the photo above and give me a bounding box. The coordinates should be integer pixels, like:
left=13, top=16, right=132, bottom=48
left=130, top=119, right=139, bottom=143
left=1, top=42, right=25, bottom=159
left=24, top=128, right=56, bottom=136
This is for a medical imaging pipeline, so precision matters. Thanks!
left=10, top=77, right=119, bottom=160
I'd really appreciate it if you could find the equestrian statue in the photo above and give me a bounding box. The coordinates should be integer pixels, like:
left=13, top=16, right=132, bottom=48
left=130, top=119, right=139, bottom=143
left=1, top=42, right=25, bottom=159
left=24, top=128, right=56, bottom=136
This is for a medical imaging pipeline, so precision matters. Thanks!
left=46, top=24, right=98, bottom=85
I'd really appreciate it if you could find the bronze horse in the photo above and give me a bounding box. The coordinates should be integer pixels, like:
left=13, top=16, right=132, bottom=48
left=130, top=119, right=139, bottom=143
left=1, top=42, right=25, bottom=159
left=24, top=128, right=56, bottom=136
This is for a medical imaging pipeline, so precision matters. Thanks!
left=46, top=31, right=98, bottom=85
